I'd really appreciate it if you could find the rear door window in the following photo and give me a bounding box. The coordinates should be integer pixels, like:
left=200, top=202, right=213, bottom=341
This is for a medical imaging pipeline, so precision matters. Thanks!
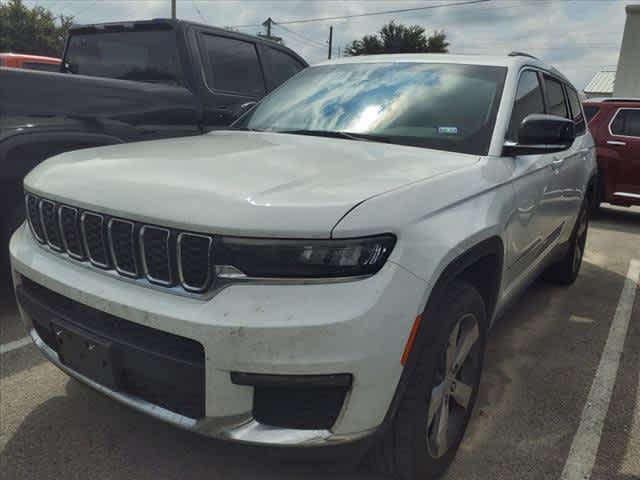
left=611, top=109, right=640, bottom=137
left=65, top=29, right=182, bottom=85
left=199, top=34, right=265, bottom=97
left=507, top=70, right=545, bottom=141
left=261, top=46, right=305, bottom=90
left=543, top=75, right=569, bottom=118
left=566, top=87, right=586, bottom=135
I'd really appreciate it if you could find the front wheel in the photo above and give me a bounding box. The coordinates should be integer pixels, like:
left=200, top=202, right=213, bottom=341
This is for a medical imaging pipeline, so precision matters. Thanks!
left=368, top=281, right=487, bottom=479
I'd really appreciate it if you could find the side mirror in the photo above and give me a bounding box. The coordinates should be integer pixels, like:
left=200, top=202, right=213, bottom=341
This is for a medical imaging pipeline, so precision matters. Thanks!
left=503, top=114, right=575, bottom=156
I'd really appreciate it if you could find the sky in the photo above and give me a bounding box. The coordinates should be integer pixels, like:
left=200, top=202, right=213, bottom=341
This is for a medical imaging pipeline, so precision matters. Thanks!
left=22, top=0, right=640, bottom=89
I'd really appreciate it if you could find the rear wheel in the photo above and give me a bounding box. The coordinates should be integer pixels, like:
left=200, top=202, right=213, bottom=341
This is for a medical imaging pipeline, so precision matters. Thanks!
left=368, top=281, right=487, bottom=479
left=543, top=199, right=589, bottom=285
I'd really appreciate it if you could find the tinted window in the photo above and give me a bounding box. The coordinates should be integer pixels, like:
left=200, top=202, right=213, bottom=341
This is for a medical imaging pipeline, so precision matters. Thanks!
left=566, top=87, right=586, bottom=135
left=262, top=46, right=305, bottom=90
left=65, top=29, right=181, bottom=85
left=544, top=76, right=569, bottom=118
left=200, top=34, right=265, bottom=96
left=611, top=109, right=640, bottom=137
left=23, top=62, right=60, bottom=72
left=507, top=70, right=545, bottom=141
left=584, top=105, right=600, bottom=122
left=235, top=63, right=507, bottom=156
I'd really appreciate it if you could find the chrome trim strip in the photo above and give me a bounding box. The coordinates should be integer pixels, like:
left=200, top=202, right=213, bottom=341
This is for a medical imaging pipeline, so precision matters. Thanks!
left=28, top=327, right=374, bottom=446
left=39, top=199, right=63, bottom=252
left=24, top=194, right=45, bottom=244
left=108, top=218, right=138, bottom=278
left=177, top=232, right=213, bottom=293
left=80, top=212, right=110, bottom=269
left=58, top=205, right=85, bottom=260
left=613, top=191, right=640, bottom=199
left=608, top=107, right=640, bottom=139
left=140, top=225, right=173, bottom=286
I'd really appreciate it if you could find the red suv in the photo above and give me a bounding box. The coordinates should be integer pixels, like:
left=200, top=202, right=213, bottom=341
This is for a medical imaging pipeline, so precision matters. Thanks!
left=584, top=98, right=640, bottom=208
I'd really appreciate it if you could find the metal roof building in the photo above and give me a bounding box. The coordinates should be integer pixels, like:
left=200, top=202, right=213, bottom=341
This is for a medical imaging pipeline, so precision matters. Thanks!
left=584, top=70, right=616, bottom=98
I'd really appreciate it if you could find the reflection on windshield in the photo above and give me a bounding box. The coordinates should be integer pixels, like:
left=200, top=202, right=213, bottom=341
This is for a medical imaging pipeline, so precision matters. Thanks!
left=235, top=62, right=507, bottom=155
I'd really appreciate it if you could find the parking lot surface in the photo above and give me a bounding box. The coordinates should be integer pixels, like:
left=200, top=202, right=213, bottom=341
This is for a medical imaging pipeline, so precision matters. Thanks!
left=1, top=206, right=639, bottom=480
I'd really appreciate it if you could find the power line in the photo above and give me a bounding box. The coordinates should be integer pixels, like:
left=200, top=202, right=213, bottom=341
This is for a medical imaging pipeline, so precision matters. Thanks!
left=191, top=0, right=208, bottom=24
left=273, top=23, right=326, bottom=50
left=229, top=0, right=491, bottom=28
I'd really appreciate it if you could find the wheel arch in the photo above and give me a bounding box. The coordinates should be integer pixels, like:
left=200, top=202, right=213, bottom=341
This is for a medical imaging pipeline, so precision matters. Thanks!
left=377, top=235, right=504, bottom=436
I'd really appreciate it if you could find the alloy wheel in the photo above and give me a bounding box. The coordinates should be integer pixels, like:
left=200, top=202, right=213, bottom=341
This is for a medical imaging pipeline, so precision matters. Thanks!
left=426, top=313, right=481, bottom=458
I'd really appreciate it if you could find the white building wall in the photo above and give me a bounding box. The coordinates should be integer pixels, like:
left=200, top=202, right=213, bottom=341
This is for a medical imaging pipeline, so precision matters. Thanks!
left=614, top=5, right=640, bottom=97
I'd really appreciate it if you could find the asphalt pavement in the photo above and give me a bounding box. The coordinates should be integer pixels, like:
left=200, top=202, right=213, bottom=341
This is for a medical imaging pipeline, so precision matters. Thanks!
left=1, top=206, right=639, bottom=480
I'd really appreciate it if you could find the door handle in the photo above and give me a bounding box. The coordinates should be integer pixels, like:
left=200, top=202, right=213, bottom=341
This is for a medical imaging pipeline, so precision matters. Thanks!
left=606, top=140, right=626, bottom=146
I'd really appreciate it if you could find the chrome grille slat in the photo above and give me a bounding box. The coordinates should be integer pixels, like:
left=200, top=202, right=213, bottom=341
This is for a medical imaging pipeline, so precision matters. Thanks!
left=25, top=194, right=45, bottom=243
left=24, top=193, right=216, bottom=295
left=39, top=199, right=63, bottom=251
left=140, top=225, right=173, bottom=286
left=177, top=233, right=213, bottom=292
left=81, top=212, right=110, bottom=269
left=59, top=205, right=85, bottom=260
left=108, top=219, right=138, bottom=277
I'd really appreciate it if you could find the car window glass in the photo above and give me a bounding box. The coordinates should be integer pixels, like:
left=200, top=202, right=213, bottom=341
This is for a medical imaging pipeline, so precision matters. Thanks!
left=544, top=76, right=569, bottom=118
left=507, top=70, right=545, bottom=141
left=262, top=47, right=305, bottom=90
left=584, top=105, right=600, bottom=122
left=566, top=88, right=586, bottom=135
left=612, top=109, right=640, bottom=137
left=199, top=34, right=265, bottom=96
left=65, top=30, right=181, bottom=85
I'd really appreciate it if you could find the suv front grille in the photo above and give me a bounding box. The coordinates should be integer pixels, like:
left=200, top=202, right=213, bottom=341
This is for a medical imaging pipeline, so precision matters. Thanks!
left=25, top=193, right=214, bottom=294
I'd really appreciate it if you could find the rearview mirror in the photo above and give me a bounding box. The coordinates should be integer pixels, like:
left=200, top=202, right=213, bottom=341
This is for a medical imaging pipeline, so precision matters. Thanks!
left=503, top=114, right=575, bottom=156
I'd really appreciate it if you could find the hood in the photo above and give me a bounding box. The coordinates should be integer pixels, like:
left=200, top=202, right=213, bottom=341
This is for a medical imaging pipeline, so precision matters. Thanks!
left=25, top=130, right=478, bottom=237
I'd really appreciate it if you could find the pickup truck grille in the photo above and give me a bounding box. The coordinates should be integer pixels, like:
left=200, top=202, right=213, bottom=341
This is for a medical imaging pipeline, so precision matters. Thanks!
left=25, top=194, right=214, bottom=294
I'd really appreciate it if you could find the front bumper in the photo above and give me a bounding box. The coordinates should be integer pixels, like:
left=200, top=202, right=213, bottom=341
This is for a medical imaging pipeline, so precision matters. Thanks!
left=10, top=224, right=428, bottom=446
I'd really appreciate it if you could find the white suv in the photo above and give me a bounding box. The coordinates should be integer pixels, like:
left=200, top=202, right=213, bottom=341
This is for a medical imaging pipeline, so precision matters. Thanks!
left=11, top=53, right=596, bottom=478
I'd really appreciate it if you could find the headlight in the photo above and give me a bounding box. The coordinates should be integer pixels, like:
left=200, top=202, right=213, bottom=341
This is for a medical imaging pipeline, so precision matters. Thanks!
left=215, top=235, right=396, bottom=279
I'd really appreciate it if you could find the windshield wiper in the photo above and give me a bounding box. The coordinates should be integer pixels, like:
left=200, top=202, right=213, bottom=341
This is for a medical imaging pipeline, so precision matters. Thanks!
left=280, top=129, right=393, bottom=144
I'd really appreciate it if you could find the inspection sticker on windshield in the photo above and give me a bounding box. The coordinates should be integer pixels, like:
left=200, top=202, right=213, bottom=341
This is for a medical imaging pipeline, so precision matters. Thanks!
left=438, top=126, right=459, bottom=135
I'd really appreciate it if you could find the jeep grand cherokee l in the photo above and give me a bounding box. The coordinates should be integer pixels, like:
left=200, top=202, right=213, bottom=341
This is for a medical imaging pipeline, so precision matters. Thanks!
left=10, top=53, right=596, bottom=479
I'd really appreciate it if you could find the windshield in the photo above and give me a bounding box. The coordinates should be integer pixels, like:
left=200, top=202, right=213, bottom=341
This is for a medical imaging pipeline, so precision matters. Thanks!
left=64, top=29, right=182, bottom=85
left=234, top=62, right=507, bottom=155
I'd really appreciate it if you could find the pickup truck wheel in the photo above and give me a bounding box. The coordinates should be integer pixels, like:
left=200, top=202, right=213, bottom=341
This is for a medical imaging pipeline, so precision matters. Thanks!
left=368, top=281, right=487, bottom=479
left=0, top=195, right=25, bottom=274
left=543, top=199, right=589, bottom=285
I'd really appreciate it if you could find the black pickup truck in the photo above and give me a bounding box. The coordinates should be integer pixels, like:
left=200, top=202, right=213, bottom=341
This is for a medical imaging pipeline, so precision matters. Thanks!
left=0, top=18, right=308, bottom=266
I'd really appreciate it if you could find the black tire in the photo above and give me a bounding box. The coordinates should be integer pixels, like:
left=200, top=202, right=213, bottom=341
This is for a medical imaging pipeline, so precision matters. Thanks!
left=542, top=199, right=589, bottom=285
left=368, top=281, right=487, bottom=480
left=0, top=195, right=25, bottom=274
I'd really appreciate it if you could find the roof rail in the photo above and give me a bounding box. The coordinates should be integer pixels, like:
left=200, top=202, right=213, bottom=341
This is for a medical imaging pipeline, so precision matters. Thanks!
left=601, top=97, right=640, bottom=103
left=508, top=51, right=539, bottom=60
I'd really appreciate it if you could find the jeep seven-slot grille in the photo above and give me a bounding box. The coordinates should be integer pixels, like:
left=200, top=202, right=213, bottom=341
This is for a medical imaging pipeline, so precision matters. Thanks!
left=25, top=194, right=214, bottom=294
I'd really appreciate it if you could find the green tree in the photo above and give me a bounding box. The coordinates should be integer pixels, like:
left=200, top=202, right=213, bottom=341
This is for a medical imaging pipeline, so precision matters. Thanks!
left=345, top=21, right=449, bottom=56
left=0, top=0, right=73, bottom=57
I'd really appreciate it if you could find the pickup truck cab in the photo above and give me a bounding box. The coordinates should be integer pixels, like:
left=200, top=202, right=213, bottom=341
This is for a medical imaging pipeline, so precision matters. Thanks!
left=583, top=98, right=640, bottom=208
left=11, top=53, right=596, bottom=480
left=0, top=53, right=61, bottom=71
left=0, top=19, right=307, bottom=266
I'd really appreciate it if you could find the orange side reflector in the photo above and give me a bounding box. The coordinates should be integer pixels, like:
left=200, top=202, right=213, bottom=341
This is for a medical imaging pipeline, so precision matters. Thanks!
left=401, top=314, right=422, bottom=366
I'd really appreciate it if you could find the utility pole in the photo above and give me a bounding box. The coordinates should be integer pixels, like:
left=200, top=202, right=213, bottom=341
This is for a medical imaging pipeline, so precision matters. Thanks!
left=258, top=17, right=282, bottom=44
left=171, top=0, right=176, bottom=19
left=328, top=25, right=333, bottom=60
left=263, top=17, right=273, bottom=37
